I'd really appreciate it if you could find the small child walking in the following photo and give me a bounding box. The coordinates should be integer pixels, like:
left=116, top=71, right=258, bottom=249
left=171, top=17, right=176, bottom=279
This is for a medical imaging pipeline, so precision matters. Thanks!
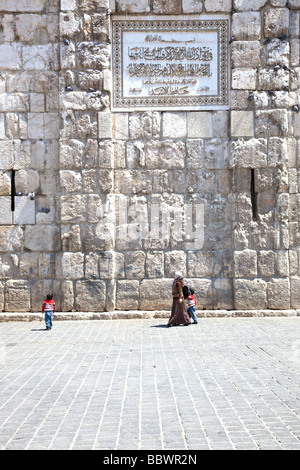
left=187, top=288, right=198, bottom=324
left=42, top=294, right=55, bottom=330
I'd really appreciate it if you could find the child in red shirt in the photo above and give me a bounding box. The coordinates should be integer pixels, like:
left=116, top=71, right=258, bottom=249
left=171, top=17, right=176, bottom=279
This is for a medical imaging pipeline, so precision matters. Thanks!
left=42, top=294, right=56, bottom=330
left=187, top=288, right=198, bottom=324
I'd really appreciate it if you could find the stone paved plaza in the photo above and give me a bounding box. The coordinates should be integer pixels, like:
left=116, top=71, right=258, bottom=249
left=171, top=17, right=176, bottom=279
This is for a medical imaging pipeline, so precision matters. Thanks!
left=0, top=316, right=299, bottom=451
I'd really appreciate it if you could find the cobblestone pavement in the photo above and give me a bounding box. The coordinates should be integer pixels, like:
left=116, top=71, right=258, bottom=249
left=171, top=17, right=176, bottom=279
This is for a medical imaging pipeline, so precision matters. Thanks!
left=0, top=317, right=299, bottom=450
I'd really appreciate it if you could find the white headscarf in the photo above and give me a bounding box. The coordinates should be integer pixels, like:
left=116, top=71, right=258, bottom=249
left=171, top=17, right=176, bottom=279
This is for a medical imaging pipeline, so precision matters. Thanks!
left=173, top=272, right=183, bottom=285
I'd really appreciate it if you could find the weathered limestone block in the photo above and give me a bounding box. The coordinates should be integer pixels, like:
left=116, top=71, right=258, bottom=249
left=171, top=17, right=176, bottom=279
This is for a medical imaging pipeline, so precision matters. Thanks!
left=15, top=14, right=50, bottom=43
left=0, top=197, right=13, bottom=224
left=77, top=42, right=110, bottom=70
left=75, top=114, right=97, bottom=139
left=144, top=140, right=185, bottom=169
left=232, top=69, right=256, bottom=90
left=145, top=251, right=164, bottom=278
left=153, top=0, right=180, bottom=14
left=14, top=197, right=36, bottom=225
left=15, top=169, right=40, bottom=194
left=231, top=41, right=260, bottom=68
left=60, top=12, right=81, bottom=39
left=116, top=0, right=150, bottom=13
left=99, top=141, right=114, bottom=168
left=186, top=139, right=204, bottom=169
left=86, top=252, right=99, bottom=279
left=23, top=45, right=59, bottom=71
left=0, top=0, right=46, bottom=12
left=0, top=94, right=29, bottom=112
left=268, top=137, right=288, bottom=167
left=60, top=170, right=82, bottom=193
left=262, top=39, right=290, bottom=67
left=56, top=252, right=84, bottom=280
left=126, top=142, right=145, bottom=169
left=114, top=170, right=152, bottom=194
left=0, top=141, right=13, bottom=170
left=233, top=0, right=268, bottom=10
left=24, top=225, right=61, bottom=251
left=276, top=250, right=289, bottom=276
left=257, top=250, right=276, bottom=277
left=98, top=112, right=112, bottom=139
left=187, top=250, right=222, bottom=277
left=267, top=278, right=290, bottom=309
left=0, top=44, right=21, bottom=70
left=165, top=251, right=186, bottom=278
left=234, top=250, right=257, bottom=278
left=38, top=252, right=55, bottom=279
left=1, top=14, right=15, bottom=42
left=231, top=111, right=254, bottom=137
left=234, top=279, right=267, bottom=309
left=75, top=280, right=106, bottom=311
left=257, top=68, right=289, bottom=92
left=231, top=12, right=261, bottom=40
left=0, top=254, right=18, bottom=280
left=213, top=278, right=234, bottom=309
left=116, top=280, right=139, bottom=310
left=61, top=280, right=74, bottom=312
left=125, top=251, right=145, bottom=279
left=61, top=225, right=81, bottom=253
left=264, top=8, right=289, bottom=38
left=0, top=226, right=24, bottom=252
left=291, top=276, right=300, bottom=308
left=255, top=110, right=289, bottom=137
left=182, top=0, right=203, bottom=13
left=129, top=112, right=158, bottom=140
left=187, top=112, right=213, bottom=138
left=60, top=195, right=87, bottom=223
left=204, top=0, right=231, bottom=11
left=19, top=252, right=38, bottom=279
left=140, top=279, right=172, bottom=310
left=99, top=251, right=114, bottom=279
left=5, top=280, right=30, bottom=312
left=229, top=139, right=267, bottom=168
left=162, top=112, right=187, bottom=139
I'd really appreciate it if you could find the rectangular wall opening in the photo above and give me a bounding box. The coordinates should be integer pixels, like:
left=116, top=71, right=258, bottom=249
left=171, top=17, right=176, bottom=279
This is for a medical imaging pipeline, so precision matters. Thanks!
left=250, top=169, right=258, bottom=221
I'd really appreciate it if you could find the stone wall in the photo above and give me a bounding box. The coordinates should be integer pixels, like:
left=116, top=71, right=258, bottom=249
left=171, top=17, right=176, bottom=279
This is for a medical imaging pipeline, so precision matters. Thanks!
left=1, top=0, right=300, bottom=313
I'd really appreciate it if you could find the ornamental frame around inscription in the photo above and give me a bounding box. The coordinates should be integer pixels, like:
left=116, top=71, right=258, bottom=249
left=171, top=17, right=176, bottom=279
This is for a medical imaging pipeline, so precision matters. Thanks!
left=111, top=15, right=230, bottom=111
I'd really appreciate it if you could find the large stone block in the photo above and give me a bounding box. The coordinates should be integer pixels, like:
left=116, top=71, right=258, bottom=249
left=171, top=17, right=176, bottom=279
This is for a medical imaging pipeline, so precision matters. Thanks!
left=24, top=225, right=61, bottom=252
left=233, top=0, right=268, bottom=10
left=144, top=140, right=185, bottom=169
left=267, top=278, right=290, bottom=309
left=0, top=197, right=13, bottom=224
left=234, top=279, right=267, bottom=309
left=14, top=197, right=36, bottom=225
left=232, top=12, right=261, bottom=40
left=60, top=252, right=84, bottom=280
left=75, top=280, right=106, bottom=311
left=139, top=279, right=172, bottom=310
left=0, top=44, right=21, bottom=70
left=229, top=139, right=267, bottom=168
left=231, top=41, right=260, bottom=68
left=0, top=0, right=46, bottom=11
left=0, top=226, right=23, bottom=252
left=116, top=280, right=139, bottom=310
left=5, top=280, right=30, bottom=312
left=234, top=250, right=257, bottom=278
left=255, top=110, right=289, bottom=137
left=187, top=251, right=222, bottom=277
left=116, top=0, right=151, bottom=13
left=264, top=8, right=289, bottom=38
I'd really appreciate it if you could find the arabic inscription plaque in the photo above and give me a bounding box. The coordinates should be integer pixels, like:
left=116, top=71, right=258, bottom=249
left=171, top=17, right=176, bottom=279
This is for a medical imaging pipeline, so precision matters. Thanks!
left=111, top=16, right=230, bottom=111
